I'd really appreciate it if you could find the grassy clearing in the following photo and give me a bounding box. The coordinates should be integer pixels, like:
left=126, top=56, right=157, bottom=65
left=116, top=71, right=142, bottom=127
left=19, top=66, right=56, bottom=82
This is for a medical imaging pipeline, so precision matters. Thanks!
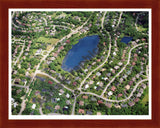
left=51, top=12, right=57, bottom=18
left=55, top=13, right=66, bottom=19
left=137, top=25, right=147, bottom=32
left=141, top=86, right=149, bottom=107
left=36, top=73, right=50, bottom=79
left=37, top=37, right=59, bottom=45
left=46, top=45, right=52, bottom=50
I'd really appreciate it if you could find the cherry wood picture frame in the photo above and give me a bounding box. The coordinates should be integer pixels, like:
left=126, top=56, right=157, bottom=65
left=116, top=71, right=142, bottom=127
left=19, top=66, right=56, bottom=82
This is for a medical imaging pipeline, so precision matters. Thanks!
left=0, top=0, right=160, bottom=128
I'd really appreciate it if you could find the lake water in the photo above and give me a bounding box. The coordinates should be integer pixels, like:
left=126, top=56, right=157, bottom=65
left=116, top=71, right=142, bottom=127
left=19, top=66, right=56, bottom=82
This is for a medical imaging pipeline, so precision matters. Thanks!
left=61, top=35, right=99, bottom=72
left=121, top=37, right=133, bottom=44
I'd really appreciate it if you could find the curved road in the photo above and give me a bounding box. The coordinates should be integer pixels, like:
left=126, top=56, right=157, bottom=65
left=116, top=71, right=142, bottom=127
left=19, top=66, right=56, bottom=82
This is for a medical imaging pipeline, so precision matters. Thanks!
left=101, top=43, right=148, bottom=96
left=81, top=78, right=148, bottom=103
left=36, top=70, right=74, bottom=92
left=14, top=40, right=25, bottom=66
left=29, top=15, right=92, bottom=86
left=114, top=11, right=123, bottom=31
left=79, top=31, right=112, bottom=91
left=101, top=11, right=107, bottom=29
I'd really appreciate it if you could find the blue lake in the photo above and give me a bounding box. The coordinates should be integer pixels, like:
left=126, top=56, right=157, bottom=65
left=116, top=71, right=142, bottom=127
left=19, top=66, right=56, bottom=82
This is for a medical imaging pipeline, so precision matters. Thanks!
left=61, top=35, right=99, bottom=72
left=121, top=37, right=133, bottom=44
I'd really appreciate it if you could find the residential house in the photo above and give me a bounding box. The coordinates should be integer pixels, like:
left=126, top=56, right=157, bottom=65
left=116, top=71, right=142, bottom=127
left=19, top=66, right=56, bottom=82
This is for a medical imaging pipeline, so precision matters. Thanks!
left=141, top=83, right=146, bottom=89
left=78, top=109, right=84, bottom=114
left=31, top=104, right=36, bottom=109
left=118, top=62, right=123, bottom=66
left=97, top=81, right=103, bottom=87
left=121, top=104, right=128, bottom=108
left=105, top=103, right=112, bottom=108
left=104, top=77, right=108, bottom=81
left=55, top=105, right=60, bottom=110
left=120, top=78, right=123, bottom=83
left=127, top=70, right=131, bottom=75
left=14, top=78, right=20, bottom=84
left=136, top=74, right=140, bottom=78
left=139, top=88, right=144, bottom=94
left=89, top=80, right=94, bottom=84
left=134, top=57, right=137, bottom=61
left=123, top=74, right=127, bottom=79
left=73, top=82, right=77, bottom=86
left=101, top=68, right=106, bottom=72
left=108, top=91, right=113, bottom=96
left=112, top=69, right=115, bottom=74
left=79, top=101, right=84, bottom=106
left=91, top=97, right=97, bottom=102
left=86, top=111, right=92, bottom=115
left=92, top=62, right=96, bottom=65
left=128, top=102, right=135, bottom=107
left=132, top=77, right=136, bottom=81
left=111, top=86, right=116, bottom=92
left=113, top=52, right=116, bottom=56
left=59, top=89, right=64, bottom=94
left=137, top=93, right=142, bottom=97
left=82, top=95, right=88, bottom=99
left=85, top=84, right=89, bottom=89
left=66, top=100, right=71, bottom=105
left=98, top=100, right=103, bottom=104
left=128, top=81, right=133, bottom=85
left=118, top=93, right=123, bottom=97
left=97, top=112, right=102, bottom=115
left=84, top=69, right=88, bottom=73
left=96, top=72, right=101, bottom=77
left=106, top=73, right=111, bottom=77
left=134, top=98, right=139, bottom=102
left=114, top=104, right=121, bottom=109
left=16, top=89, right=22, bottom=94
left=66, top=93, right=70, bottom=98
left=13, top=102, right=18, bottom=108
left=35, top=91, right=40, bottom=96
left=125, top=85, right=130, bottom=90
left=97, top=59, right=101, bottom=62
left=48, top=81, right=53, bottom=84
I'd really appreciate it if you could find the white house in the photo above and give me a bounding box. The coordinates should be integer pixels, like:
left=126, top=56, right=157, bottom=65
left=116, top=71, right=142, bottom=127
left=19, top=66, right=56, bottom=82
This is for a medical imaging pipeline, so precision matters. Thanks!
left=113, top=52, right=116, bottom=56
left=85, top=84, right=89, bottom=89
left=66, top=93, right=70, bottom=98
left=32, top=104, right=36, bottom=109
left=108, top=91, right=113, bottom=96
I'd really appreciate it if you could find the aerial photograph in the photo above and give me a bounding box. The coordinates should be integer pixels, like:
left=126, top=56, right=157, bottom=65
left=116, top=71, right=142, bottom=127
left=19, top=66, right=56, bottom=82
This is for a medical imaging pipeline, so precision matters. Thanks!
left=10, top=9, right=150, bottom=118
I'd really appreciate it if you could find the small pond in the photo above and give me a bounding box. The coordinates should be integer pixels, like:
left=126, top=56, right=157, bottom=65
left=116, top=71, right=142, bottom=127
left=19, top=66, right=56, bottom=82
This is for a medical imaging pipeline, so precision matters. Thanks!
left=61, top=35, right=100, bottom=72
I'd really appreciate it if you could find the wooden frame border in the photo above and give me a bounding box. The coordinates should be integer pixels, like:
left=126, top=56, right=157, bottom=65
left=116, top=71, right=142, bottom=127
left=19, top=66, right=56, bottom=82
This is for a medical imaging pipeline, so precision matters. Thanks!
left=0, top=0, right=160, bottom=128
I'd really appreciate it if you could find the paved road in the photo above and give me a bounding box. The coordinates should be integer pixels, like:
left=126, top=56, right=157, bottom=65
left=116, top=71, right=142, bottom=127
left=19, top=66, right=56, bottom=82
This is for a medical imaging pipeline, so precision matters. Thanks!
left=79, top=31, right=112, bottom=91
left=114, top=11, right=123, bottom=31
left=101, top=11, right=107, bottom=29
left=36, top=70, right=74, bottom=92
left=81, top=79, right=148, bottom=103
left=18, top=16, right=92, bottom=115
left=71, top=96, right=77, bottom=115
left=29, top=15, right=92, bottom=86
left=14, top=40, right=25, bottom=66
left=39, top=106, right=43, bottom=115
left=42, top=17, right=47, bottom=26
left=146, top=65, right=149, bottom=76
left=12, top=84, right=29, bottom=88
left=18, top=97, right=27, bottom=115
left=101, top=43, right=148, bottom=96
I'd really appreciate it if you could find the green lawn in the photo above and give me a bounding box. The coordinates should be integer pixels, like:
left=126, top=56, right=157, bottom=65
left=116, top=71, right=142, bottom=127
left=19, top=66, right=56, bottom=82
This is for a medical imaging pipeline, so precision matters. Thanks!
left=141, top=86, right=149, bottom=107
left=37, top=37, right=59, bottom=45
left=137, top=25, right=147, bottom=32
